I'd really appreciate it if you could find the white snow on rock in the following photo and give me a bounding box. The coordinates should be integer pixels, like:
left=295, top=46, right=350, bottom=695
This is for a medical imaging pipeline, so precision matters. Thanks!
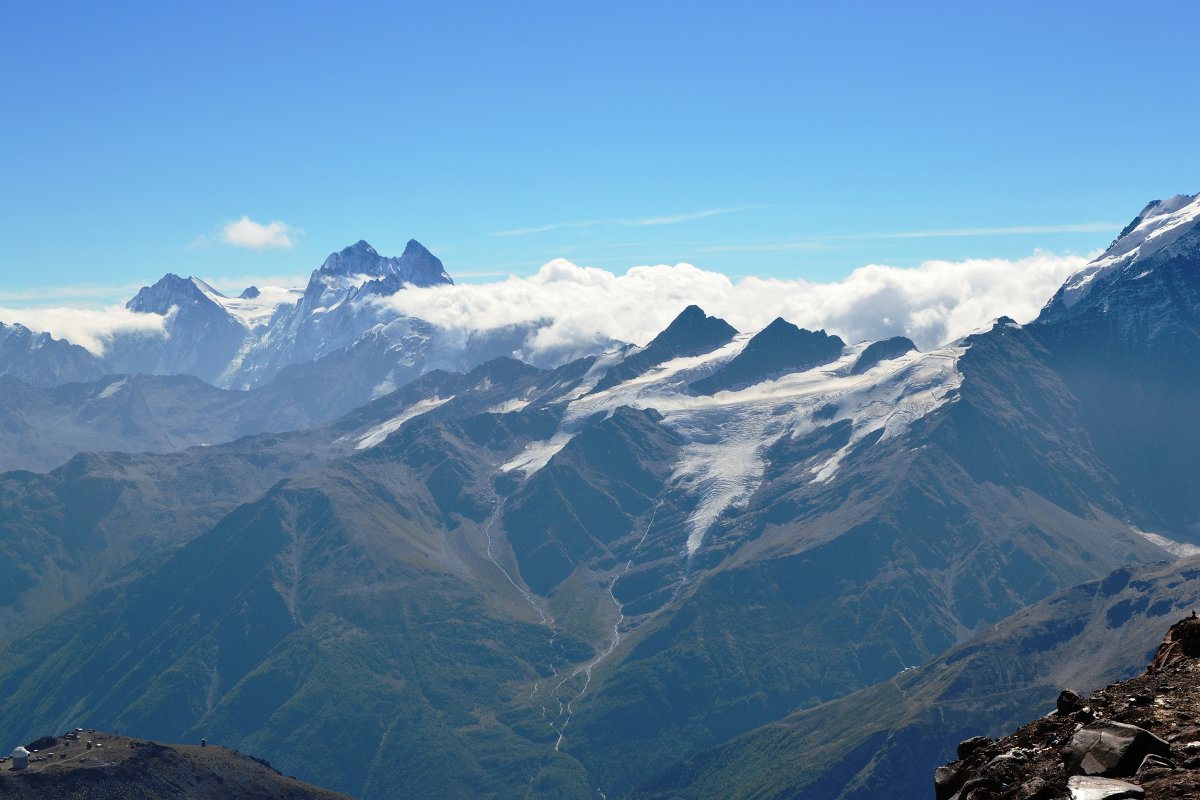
left=487, top=397, right=531, bottom=414
left=192, top=278, right=303, bottom=329
left=1059, top=193, right=1200, bottom=308
left=502, top=434, right=573, bottom=475
left=354, top=396, right=452, bottom=450
left=97, top=377, right=128, bottom=399
left=1132, top=527, right=1200, bottom=559
left=510, top=332, right=965, bottom=555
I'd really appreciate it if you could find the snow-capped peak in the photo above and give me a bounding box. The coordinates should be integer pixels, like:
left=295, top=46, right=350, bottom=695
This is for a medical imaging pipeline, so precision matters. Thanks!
left=126, top=273, right=218, bottom=313
left=190, top=277, right=226, bottom=298
left=1057, top=192, right=1200, bottom=308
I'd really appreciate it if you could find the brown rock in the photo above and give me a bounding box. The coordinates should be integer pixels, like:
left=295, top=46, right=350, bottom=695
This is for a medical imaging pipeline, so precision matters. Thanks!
left=1058, top=690, right=1086, bottom=715
left=958, top=735, right=993, bottom=760
left=1063, top=719, right=1170, bottom=777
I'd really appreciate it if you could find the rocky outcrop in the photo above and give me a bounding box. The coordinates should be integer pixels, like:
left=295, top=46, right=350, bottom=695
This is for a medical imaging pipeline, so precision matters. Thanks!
left=0, top=730, right=348, bottom=799
left=935, top=614, right=1200, bottom=799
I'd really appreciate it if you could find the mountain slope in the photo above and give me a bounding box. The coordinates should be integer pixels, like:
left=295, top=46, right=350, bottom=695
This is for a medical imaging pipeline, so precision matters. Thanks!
left=1, top=196, right=1199, bottom=799
left=0, top=323, right=103, bottom=388
left=633, top=557, right=1200, bottom=800
left=1032, top=192, right=1200, bottom=530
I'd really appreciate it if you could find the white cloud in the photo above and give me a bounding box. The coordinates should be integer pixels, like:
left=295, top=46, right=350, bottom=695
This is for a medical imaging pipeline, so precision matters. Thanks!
left=191, top=217, right=301, bottom=249
left=221, top=216, right=299, bottom=249
left=370, top=251, right=1092, bottom=357
left=0, top=305, right=168, bottom=355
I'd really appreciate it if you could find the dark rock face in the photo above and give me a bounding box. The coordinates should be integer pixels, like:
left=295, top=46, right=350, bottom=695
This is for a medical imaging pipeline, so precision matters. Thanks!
left=689, top=317, right=844, bottom=394
left=593, top=305, right=737, bottom=391
left=958, top=735, right=993, bottom=760
left=1058, top=689, right=1086, bottom=715
left=117, top=275, right=249, bottom=383
left=0, top=323, right=103, bottom=387
left=1149, top=614, right=1200, bottom=673
left=503, top=406, right=684, bottom=595
left=849, top=335, right=916, bottom=375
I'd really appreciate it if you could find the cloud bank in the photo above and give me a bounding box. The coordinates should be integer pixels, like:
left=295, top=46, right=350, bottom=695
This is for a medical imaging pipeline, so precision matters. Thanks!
left=373, top=251, right=1091, bottom=356
left=0, top=305, right=168, bottom=355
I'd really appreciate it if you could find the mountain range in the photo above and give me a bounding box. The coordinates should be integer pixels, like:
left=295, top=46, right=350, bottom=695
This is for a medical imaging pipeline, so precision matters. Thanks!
left=0, top=193, right=1198, bottom=798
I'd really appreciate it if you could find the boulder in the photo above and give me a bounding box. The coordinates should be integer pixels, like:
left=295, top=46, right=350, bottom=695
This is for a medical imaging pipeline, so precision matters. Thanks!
left=1148, top=614, right=1200, bottom=673
left=1063, top=719, right=1170, bottom=777
left=1058, top=689, right=1086, bottom=715
left=957, top=735, right=993, bottom=760
left=1066, top=775, right=1144, bottom=799
left=935, top=763, right=967, bottom=800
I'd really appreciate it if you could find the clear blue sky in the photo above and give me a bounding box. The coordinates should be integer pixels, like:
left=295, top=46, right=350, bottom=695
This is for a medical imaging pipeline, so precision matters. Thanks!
left=2, top=0, right=1198, bottom=303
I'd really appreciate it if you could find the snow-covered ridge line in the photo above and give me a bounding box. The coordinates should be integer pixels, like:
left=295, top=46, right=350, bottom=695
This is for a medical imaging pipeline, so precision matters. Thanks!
left=193, top=279, right=304, bottom=330
left=354, top=396, right=453, bottom=450
left=504, top=331, right=966, bottom=556
left=1059, top=193, right=1200, bottom=308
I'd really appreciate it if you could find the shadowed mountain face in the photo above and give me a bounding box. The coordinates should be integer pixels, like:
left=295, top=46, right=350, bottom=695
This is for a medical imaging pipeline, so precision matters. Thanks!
left=503, top=407, right=685, bottom=596
left=850, top=335, right=916, bottom=374
left=0, top=196, right=1199, bottom=798
left=0, top=323, right=104, bottom=387
left=689, top=317, right=844, bottom=395
left=593, top=305, right=737, bottom=391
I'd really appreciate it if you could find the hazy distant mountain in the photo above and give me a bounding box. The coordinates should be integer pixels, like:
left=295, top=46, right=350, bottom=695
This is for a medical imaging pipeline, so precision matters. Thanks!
left=0, top=322, right=105, bottom=387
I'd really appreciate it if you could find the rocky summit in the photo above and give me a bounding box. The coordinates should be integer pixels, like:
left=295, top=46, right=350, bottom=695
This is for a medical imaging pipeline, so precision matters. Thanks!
left=936, top=615, right=1200, bottom=799
left=0, top=730, right=348, bottom=799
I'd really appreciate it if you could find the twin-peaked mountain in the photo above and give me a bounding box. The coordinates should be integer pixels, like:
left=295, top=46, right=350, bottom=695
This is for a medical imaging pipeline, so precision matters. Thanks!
left=0, top=194, right=1199, bottom=799
left=112, top=238, right=455, bottom=388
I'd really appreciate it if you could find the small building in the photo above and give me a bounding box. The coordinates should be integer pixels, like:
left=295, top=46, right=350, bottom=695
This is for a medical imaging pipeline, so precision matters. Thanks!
left=11, top=746, right=28, bottom=770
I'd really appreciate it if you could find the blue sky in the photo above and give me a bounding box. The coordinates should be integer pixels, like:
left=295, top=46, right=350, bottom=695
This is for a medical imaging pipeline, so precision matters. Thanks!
left=2, top=0, right=1198, bottom=303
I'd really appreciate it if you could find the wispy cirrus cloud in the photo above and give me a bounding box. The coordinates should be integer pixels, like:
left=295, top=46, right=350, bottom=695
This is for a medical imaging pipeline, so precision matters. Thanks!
left=693, top=222, right=1121, bottom=253
left=493, top=206, right=760, bottom=237
left=190, top=216, right=302, bottom=250
left=853, top=221, right=1121, bottom=239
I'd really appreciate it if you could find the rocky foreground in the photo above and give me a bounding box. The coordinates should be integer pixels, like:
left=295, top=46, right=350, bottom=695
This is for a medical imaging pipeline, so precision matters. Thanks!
left=937, top=614, right=1200, bottom=799
left=0, top=730, right=348, bottom=799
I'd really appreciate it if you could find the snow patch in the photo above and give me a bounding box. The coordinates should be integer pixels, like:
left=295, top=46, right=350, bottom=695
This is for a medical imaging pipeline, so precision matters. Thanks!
left=520, top=335, right=965, bottom=556
left=502, top=435, right=572, bottom=475
left=1133, top=527, right=1200, bottom=559
left=193, top=279, right=302, bottom=329
left=807, top=346, right=965, bottom=485
left=487, top=398, right=530, bottom=414
left=354, top=396, right=452, bottom=450
left=97, top=377, right=127, bottom=399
